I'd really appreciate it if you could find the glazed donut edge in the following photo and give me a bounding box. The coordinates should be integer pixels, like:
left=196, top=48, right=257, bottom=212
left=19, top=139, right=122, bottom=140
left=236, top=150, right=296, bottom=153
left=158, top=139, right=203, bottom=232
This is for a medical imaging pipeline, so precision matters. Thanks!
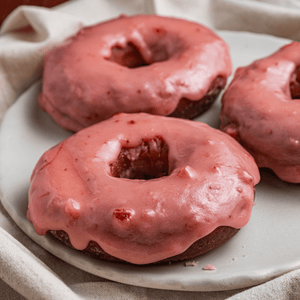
left=49, top=226, right=240, bottom=265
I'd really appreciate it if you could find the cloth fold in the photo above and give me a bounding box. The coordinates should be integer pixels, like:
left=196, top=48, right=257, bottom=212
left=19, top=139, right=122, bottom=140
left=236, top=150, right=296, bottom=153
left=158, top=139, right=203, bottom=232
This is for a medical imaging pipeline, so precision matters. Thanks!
left=0, top=5, right=84, bottom=120
left=211, top=0, right=300, bottom=41
left=1, top=0, right=300, bottom=299
left=0, top=227, right=82, bottom=300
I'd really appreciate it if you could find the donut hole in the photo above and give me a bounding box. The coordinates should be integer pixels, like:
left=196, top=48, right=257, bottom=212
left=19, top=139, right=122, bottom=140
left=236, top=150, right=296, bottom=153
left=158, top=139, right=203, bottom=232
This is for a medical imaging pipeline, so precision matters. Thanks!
left=106, top=31, right=182, bottom=68
left=290, top=65, right=300, bottom=99
left=107, top=42, right=148, bottom=68
left=110, top=136, right=169, bottom=180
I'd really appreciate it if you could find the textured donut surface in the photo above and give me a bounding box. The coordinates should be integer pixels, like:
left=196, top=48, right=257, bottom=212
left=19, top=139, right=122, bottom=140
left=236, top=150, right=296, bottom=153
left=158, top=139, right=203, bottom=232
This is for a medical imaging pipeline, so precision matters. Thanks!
left=221, top=41, right=300, bottom=183
left=28, top=113, right=259, bottom=264
left=39, top=14, right=232, bottom=132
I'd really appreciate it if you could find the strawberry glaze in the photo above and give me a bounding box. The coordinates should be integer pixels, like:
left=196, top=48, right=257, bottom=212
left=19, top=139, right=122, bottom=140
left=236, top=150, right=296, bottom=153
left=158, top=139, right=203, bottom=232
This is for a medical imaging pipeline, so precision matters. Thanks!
left=221, top=42, right=300, bottom=183
left=28, top=114, right=259, bottom=264
left=38, top=14, right=232, bottom=132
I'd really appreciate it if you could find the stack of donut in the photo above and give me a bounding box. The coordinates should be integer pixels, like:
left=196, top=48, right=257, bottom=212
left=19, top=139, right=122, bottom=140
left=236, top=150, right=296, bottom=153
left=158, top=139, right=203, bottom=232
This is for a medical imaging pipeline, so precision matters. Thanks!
left=28, top=15, right=262, bottom=265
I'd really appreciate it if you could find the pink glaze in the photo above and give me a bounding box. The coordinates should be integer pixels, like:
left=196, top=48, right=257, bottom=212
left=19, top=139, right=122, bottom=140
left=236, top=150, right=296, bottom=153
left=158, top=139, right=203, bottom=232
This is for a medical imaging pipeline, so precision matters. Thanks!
left=221, top=42, right=300, bottom=183
left=38, top=14, right=232, bottom=132
left=28, top=113, right=259, bottom=264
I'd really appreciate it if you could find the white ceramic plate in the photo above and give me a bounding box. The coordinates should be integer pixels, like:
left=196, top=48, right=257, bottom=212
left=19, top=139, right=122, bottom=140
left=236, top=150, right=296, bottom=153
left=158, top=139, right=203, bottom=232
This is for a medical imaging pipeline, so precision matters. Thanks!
left=1, top=31, right=300, bottom=292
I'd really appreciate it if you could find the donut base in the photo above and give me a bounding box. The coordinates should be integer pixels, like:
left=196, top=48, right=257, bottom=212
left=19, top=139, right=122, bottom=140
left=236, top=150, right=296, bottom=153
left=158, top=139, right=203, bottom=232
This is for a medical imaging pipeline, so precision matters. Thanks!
left=169, top=76, right=226, bottom=120
left=49, top=226, right=239, bottom=265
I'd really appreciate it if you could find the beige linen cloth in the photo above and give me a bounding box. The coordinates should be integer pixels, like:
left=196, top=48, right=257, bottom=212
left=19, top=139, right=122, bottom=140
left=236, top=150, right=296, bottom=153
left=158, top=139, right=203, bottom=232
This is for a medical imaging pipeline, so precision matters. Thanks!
left=1, top=0, right=300, bottom=299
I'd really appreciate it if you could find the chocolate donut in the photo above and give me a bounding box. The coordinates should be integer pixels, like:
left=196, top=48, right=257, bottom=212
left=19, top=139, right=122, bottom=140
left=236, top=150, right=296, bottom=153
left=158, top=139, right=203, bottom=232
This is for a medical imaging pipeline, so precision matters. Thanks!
left=38, top=14, right=232, bottom=132
left=28, top=113, right=259, bottom=265
left=221, top=41, right=300, bottom=183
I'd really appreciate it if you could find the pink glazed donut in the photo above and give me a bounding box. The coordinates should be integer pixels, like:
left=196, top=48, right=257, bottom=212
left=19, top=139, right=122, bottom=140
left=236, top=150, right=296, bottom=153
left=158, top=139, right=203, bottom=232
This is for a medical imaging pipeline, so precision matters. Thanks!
left=221, top=42, right=300, bottom=183
left=28, top=113, right=260, bottom=265
left=38, top=14, right=232, bottom=132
